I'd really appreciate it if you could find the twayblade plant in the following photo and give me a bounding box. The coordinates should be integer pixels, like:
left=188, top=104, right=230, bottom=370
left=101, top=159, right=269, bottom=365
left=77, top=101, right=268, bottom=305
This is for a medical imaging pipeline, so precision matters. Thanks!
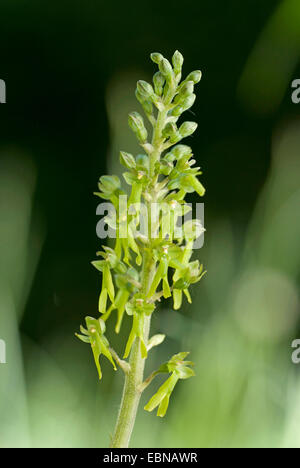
left=76, top=51, right=206, bottom=448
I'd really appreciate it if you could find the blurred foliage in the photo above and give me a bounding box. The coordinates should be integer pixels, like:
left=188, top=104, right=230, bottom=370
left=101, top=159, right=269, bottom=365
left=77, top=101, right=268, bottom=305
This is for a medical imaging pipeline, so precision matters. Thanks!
left=0, top=0, right=300, bottom=448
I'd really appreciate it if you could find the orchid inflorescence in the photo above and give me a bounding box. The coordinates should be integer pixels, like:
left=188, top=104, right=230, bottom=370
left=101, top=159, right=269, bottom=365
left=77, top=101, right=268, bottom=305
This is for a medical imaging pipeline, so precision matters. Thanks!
left=76, top=50, right=206, bottom=423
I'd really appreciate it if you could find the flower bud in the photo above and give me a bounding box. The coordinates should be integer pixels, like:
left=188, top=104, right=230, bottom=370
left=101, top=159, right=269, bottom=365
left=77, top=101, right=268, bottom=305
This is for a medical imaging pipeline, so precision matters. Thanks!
left=176, top=81, right=194, bottom=101
left=159, top=58, right=174, bottom=81
left=128, top=112, right=148, bottom=143
left=128, top=111, right=144, bottom=130
left=162, top=122, right=177, bottom=138
left=141, top=142, right=154, bottom=154
left=98, top=175, right=121, bottom=193
left=147, top=334, right=166, bottom=351
left=179, top=121, right=198, bottom=138
left=181, top=93, right=196, bottom=111
left=142, top=100, right=153, bottom=115
left=185, top=70, right=202, bottom=84
left=135, top=89, right=153, bottom=115
left=137, top=80, right=155, bottom=100
left=153, top=71, right=165, bottom=96
left=172, top=50, right=184, bottom=74
left=169, top=105, right=184, bottom=117
left=150, top=52, right=164, bottom=64
left=120, top=151, right=136, bottom=169
left=170, top=145, right=192, bottom=159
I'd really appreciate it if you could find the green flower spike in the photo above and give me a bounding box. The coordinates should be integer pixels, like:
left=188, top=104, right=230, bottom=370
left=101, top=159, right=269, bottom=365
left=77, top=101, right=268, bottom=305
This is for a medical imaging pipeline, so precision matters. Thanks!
left=124, top=295, right=155, bottom=359
left=76, top=51, right=206, bottom=447
left=144, top=352, right=195, bottom=417
left=76, top=317, right=116, bottom=380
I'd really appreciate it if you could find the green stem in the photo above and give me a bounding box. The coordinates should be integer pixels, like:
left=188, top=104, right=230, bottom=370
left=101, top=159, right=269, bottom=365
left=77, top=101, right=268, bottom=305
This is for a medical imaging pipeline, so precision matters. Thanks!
left=110, top=254, right=154, bottom=448
left=109, top=314, right=151, bottom=448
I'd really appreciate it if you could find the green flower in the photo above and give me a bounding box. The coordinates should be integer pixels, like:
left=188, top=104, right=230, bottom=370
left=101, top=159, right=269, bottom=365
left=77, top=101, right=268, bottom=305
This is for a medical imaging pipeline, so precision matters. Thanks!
left=147, top=249, right=171, bottom=299
left=103, top=267, right=140, bottom=333
left=94, top=175, right=124, bottom=207
left=92, top=246, right=126, bottom=313
left=120, top=151, right=136, bottom=170
left=124, top=295, right=155, bottom=359
left=144, top=352, right=195, bottom=417
left=172, top=242, right=206, bottom=309
left=147, top=242, right=184, bottom=299
left=109, top=194, right=142, bottom=267
left=75, top=317, right=116, bottom=380
left=92, top=261, right=114, bottom=314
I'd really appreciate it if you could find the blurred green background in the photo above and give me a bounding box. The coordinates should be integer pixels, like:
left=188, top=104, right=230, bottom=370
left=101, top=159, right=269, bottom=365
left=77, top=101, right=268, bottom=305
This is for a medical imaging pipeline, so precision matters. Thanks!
left=1, top=0, right=300, bottom=448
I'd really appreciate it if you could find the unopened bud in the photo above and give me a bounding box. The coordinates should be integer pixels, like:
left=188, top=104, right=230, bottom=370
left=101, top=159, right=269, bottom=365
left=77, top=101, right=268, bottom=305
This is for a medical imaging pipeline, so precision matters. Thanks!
left=99, top=175, right=121, bottom=193
left=150, top=52, right=164, bottom=64
left=170, top=105, right=184, bottom=117
left=178, top=81, right=194, bottom=99
left=159, top=58, right=174, bottom=81
left=179, top=121, right=198, bottom=138
left=135, top=89, right=153, bottom=115
left=128, top=111, right=144, bottom=130
left=181, top=93, right=196, bottom=111
left=153, top=71, right=165, bottom=96
left=120, top=151, right=136, bottom=169
left=162, top=122, right=177, bottom=138
left=172, top=50, right=184, bottom=74
left=136, top=154, right=149, bottom=169
left=128, top=112, right=148, bottom=143
left=137, top=80, right=155, bottom=100
left=185, top=70, right=202, bottom=84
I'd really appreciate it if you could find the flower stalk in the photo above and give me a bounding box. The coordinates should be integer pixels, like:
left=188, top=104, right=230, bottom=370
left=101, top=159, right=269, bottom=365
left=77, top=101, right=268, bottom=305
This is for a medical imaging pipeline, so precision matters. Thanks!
left=76, top=50, right=206, bottom=448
